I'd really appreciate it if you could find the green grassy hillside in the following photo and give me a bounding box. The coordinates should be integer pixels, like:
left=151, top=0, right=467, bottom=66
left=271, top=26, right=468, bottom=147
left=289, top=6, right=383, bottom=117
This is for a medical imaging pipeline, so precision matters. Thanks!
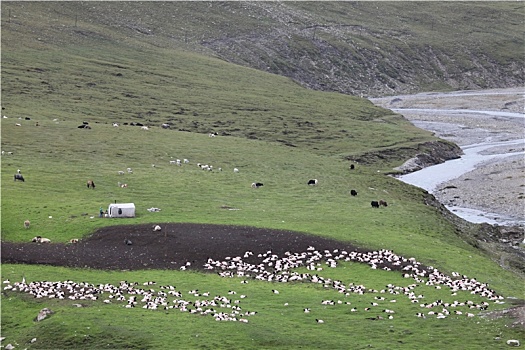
left=1, top=2, right=524, bottom=349
left=1, top=30, right=436, bottom=161
left=2, top=119, right=524, bottom=349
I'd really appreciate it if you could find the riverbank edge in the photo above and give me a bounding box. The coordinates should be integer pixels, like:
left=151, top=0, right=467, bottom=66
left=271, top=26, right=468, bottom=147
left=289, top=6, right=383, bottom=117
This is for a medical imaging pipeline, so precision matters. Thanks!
left=395, top=140, right=525, bottom=277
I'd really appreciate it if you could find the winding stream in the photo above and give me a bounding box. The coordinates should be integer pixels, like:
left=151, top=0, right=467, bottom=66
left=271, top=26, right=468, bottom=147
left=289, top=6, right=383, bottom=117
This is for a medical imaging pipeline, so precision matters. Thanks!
left=370, top=89, right=525, bottom=227
left=398, top=139, right=524, bottom=226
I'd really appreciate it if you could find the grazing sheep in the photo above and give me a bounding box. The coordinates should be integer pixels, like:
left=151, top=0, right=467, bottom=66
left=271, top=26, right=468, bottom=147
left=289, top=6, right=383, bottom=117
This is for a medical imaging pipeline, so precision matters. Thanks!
left=183, top=159, right=189, bottom=164
left=127, top=168, right=133, bottom=173
left=233, top=168, right=239, bottom=173
left=153, top=225, right=162, bottom=232
left=69, top=239, right=79, bottom=244
left=307, top=179, right=318, bottom=186
left=34, top=308, right=54, bottom=322
left=32, top=236, right=51, bottom=243
left=15, top=123, right=21, bottom=126
left=141, top=126, right=149, bottom=130
left=112, top=123, right=119, bottom=127
left=24, top=220, right=30, bottom=229
left=118, top=170, right=125, bottom=175
left=161, top=123, right=170, bottom=129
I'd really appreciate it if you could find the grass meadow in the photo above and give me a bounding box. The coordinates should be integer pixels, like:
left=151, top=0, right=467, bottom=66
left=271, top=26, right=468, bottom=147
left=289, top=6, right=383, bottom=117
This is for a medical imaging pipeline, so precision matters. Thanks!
left=1, top=3, right=524, bottom=348
left=2, top=117, right=524, bottom=349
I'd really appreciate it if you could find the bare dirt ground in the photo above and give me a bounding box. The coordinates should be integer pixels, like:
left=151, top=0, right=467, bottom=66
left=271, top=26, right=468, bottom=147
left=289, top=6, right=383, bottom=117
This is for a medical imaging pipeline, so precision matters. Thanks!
left=0, top=223, right=370, bottom=271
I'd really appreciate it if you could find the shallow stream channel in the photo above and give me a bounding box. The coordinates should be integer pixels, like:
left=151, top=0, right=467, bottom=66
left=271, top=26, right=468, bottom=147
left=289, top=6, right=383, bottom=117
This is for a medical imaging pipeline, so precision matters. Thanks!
left=370, top=88, right=525, bottom=227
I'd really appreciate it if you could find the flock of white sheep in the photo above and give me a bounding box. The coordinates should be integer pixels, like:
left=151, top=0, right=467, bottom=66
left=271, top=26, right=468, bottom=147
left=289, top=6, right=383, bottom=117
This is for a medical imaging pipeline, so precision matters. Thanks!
left=2, top=245, right=507, bottom=327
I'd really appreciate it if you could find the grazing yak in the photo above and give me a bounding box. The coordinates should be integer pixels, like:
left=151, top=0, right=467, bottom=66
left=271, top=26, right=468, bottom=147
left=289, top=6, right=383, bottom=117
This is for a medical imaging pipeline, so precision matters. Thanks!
left=87, top=180, right=95, bottom=189
left=251, top=182, right=264, bottom=188
left=307, top=179, right=318, bottom=186
left=371, top=201, right=380, bottom=208
left=350, top=190, right=358, bottom=196
left=14, top=174, right=25, bottom=182
left=379, top=200, right=388, bottom=207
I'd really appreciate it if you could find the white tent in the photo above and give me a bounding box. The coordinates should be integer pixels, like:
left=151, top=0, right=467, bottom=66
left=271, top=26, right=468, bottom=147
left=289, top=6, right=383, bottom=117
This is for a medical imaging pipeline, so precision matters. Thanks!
left=108, top=203, right=135, bottom=218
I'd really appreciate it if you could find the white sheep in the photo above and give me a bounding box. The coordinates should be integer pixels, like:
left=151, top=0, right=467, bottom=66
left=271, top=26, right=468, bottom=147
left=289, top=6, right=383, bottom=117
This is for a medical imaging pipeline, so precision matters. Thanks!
left=127, top=168, right=133, bottom=173
left=113, top=123, right=119, bottom=127
left=24, top=220, right=30, bottom=229
left=233, top=168, right=239, bottom=173
left=118, top=171, right=125, bottom=175
left=183, top=159, right=189, bottom=164
left=153, top=225, right=162, bottom=232
left=32, top=236, right=51, bottom=243
left=141, top=126, right=149, bottom=130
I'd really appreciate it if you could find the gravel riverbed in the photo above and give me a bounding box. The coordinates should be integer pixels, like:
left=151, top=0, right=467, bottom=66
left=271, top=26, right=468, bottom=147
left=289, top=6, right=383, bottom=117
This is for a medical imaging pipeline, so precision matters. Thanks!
left=371, top=88, right=524, bottom=226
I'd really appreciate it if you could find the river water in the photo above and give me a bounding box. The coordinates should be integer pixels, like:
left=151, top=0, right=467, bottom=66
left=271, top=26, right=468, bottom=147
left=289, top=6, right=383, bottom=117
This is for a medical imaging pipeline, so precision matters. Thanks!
left=370, top=88, right=525, bottom=227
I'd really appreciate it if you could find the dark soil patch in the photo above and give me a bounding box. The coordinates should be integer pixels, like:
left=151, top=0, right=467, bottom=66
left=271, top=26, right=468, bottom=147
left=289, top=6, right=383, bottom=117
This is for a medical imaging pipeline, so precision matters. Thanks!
left=1, top=223, right=370, bottom=271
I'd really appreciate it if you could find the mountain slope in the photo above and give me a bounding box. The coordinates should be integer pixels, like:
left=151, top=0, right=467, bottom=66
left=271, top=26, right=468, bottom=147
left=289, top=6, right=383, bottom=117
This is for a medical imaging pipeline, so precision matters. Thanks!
left=2, top=1, right=462, bottom=164
left=3, top=1, right=522, bottom=97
